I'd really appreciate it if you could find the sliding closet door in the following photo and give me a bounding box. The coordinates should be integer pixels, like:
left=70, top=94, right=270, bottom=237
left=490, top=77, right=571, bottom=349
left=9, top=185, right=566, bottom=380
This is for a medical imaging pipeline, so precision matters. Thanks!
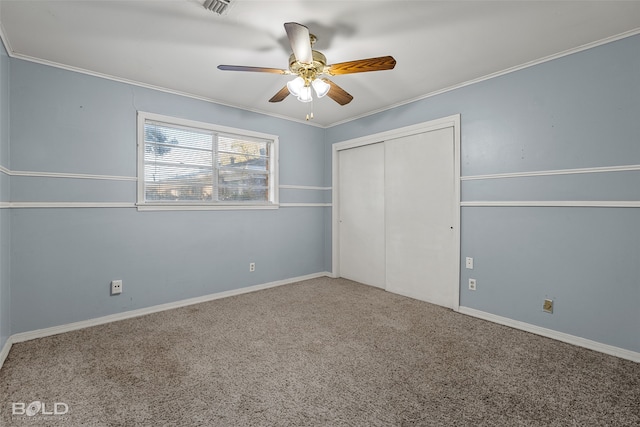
left=338, top=143, right=386, bottom=288
left=385, top=127, right=456, bottom=307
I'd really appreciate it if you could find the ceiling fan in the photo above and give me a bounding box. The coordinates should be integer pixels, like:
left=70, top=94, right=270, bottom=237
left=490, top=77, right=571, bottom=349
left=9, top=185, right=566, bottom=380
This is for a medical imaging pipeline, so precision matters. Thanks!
left=218, top=22, right=396, bottom=115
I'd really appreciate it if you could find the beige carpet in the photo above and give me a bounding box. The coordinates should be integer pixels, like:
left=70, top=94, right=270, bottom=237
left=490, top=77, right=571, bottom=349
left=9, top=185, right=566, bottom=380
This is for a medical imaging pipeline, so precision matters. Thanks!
left=1, top=277, right=638, bottom=426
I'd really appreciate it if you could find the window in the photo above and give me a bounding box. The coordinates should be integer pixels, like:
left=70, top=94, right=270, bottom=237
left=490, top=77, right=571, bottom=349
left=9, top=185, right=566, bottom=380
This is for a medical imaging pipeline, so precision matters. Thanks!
left=137, top=112, right=278, bottom=210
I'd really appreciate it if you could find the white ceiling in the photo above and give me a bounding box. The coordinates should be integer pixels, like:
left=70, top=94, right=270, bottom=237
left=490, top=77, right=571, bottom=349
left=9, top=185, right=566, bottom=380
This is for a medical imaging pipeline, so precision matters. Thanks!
left=1, top=0, right=639, bottom=127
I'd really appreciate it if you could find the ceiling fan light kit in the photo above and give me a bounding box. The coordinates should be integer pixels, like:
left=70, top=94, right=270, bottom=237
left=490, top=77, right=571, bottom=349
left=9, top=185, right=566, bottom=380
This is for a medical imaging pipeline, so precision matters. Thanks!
left=218, top=22, right=396, bottom=119
left=311, top=79, right=330, bottom=98
left=286, top=75, right=330, bottom=102
left=286, top=76, right=305, bottom=97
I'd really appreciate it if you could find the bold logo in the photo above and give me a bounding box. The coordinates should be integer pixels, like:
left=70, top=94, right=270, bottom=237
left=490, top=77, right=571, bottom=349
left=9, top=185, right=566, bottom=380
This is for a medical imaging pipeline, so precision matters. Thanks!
left=11, top=401, right=69, bottom=416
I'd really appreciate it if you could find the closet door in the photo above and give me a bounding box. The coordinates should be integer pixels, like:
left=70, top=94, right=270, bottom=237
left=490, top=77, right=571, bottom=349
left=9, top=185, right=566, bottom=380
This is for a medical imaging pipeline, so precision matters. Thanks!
left=338, top=143, right=386, bottom=288
left=385, top=127, right=456, bottom=307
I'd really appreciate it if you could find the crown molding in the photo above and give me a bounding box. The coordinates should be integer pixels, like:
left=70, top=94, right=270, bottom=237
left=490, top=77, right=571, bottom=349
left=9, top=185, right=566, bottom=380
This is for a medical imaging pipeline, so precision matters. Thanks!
left=2, top=16, right=638, bottom=130
left=326, top=28, right=640, bottom=128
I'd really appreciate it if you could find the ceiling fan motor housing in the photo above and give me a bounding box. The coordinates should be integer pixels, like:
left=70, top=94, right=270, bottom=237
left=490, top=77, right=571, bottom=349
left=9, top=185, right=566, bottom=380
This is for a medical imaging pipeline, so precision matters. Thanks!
left=289, top=50, right=327, bottom=85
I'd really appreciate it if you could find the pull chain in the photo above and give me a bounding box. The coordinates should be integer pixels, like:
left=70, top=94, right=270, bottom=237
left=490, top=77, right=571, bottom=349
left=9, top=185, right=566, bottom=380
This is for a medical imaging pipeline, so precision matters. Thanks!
left=306, top=98, right=314, bottom=121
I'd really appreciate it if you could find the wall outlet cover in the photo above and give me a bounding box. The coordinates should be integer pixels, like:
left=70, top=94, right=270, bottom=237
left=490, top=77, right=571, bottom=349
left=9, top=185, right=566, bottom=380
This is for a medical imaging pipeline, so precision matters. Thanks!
left=465, top=257, right=474, bottom=269
left=111, top=280, right=123, bottom=295
left=543, top=299, right=553, bottom=313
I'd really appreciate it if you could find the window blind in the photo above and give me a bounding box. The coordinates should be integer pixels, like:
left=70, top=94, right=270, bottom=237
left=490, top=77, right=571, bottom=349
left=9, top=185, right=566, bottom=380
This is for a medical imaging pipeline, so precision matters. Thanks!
left=142, top=119, right=273, bottom=205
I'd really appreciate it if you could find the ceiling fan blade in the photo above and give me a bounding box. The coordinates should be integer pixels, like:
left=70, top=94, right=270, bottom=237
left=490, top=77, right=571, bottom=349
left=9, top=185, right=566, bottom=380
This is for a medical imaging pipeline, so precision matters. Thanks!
left=284, top=22, right=313, bottom=64
left=322, top=78, right=353, bottom=106
left=218, top=65, right=288, bottom=74
left=326, top=56, right=397, bottom=75
left=269, top=86, right=290, bottom=103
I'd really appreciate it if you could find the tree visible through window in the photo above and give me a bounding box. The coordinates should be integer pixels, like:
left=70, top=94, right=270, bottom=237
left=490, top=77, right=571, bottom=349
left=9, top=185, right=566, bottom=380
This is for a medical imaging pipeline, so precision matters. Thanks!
left=137, top=112, right=278, bottom=209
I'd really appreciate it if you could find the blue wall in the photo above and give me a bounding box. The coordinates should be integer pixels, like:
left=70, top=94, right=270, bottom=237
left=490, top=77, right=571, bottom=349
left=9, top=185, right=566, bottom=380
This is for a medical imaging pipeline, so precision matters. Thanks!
left=9, top=59, right=328, bottom=333
left=0, top=38, right=10, bottom=351
left=3, top=33, right=639, bottom=356
left=326, top=35, right=640, bottom=353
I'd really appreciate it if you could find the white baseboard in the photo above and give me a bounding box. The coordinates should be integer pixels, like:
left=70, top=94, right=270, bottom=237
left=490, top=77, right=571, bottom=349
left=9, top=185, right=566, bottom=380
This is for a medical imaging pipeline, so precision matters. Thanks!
left=5, top=277, right=634, bottom=372
left=0, top=336, right=12, bottom=369
left=457, top=306, right=640, bottom=363
left=2, top=272, right=331, bottom=368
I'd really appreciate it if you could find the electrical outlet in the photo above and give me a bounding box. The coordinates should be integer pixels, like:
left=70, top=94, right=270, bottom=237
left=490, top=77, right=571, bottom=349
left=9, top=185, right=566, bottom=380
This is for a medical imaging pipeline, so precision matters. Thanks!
left=249, top=262, right=255, bottom=272
left=543, top=299, right=553, bottom=313
left=465, top=257, right=474, bottom=269
left=111, top=280, right=122, bottom=295
left=468, top=278, right=477, bottom=291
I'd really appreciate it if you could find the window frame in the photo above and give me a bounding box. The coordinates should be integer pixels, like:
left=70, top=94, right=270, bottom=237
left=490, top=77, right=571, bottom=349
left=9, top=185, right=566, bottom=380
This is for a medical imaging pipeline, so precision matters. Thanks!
left=136, top=111, right=279, bottom=211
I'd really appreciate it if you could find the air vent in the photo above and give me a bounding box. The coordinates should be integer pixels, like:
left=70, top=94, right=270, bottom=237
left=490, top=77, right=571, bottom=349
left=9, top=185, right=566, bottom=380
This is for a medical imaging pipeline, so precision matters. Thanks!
left=203, top=0, right=232, bottom=15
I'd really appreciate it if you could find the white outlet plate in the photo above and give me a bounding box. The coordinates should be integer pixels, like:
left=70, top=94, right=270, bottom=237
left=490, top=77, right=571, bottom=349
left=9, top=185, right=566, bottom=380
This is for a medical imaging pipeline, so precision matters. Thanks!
left=465, top=257, right=474, bottom=269
left=468, top=278, right=477, bottom=291
left=249, top=262, right=255, bottom=272
left=111, top=280, right=122, bottom=295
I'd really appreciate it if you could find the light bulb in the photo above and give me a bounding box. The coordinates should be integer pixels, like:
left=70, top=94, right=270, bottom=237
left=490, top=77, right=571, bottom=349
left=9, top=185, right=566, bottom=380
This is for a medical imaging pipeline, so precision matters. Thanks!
left=286, top=76, right=305, bottom=97
left=297, top=86, right=312, bottom=103
left=312, top=78, right=330, bottom=98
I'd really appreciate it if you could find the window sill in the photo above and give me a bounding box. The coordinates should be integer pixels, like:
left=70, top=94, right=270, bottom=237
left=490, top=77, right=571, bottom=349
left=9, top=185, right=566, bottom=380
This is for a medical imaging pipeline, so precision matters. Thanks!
left=136, top=203, right=279, bottom=211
